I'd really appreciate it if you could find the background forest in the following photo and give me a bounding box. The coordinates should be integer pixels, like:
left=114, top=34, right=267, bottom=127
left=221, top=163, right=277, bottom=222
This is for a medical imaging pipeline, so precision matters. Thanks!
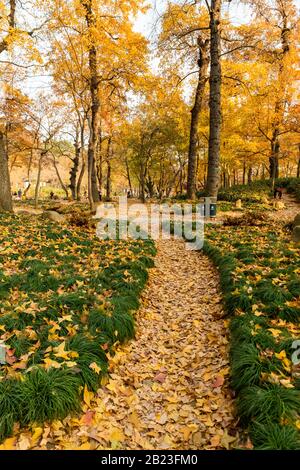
left=0, top=0, right=298, bottom=211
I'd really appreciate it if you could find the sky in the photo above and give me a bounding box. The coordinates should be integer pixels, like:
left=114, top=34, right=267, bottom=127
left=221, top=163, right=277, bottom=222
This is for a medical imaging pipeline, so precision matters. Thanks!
left=134, top=0, right=253, bottom=38
left=20, top=0, right=300, bottom=97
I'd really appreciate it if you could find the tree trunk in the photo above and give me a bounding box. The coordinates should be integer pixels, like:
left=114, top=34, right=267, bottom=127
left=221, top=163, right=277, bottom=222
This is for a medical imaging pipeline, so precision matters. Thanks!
left=105, top=137, right=112, bottom=201
left=23, top=149, right=33, bottom=198
left=297, top=144, right=300, bottom=178
left=0, top=131, right=13, bottom=212
left=248, top=167, right=253, bottom=185
left=187, top=37, right=209, bottom=200
left=269, top=8, right=290, bottom=183
left=125, top=155, right=133, bottom=195
left=206, top=0, right=222, bottom=198
left=70, top=133, right=80, bottom=200
left=76, top=122, right=86, bottom=200
left=83, top=0, right=100, bottom=208
left=243, top=159, right=246, bottom=185
left=53, top=156, right=69, bottom=199
left=34, top=153, right=43, bottom=209
left=76, top=159, right=85, bottom=201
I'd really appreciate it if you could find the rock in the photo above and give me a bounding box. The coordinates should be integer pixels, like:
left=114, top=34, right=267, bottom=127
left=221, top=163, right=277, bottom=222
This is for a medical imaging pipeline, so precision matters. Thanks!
left=15, top=210, right=33, bottom=216
left=292, top=226, right=300, bottom=243
left=42, top=210, right=66, bottom=223
left=273, top=201, right=285, bottom=210
left=235, top=199, right=242, bottom=209
left=293, top=213, right=300, bottom=228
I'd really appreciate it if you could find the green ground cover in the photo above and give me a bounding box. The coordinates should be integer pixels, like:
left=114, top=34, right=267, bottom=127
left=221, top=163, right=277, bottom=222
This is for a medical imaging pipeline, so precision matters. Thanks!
left=0, top=213, right=155, bottom=441
left=204, top=221, right=300, bottom=449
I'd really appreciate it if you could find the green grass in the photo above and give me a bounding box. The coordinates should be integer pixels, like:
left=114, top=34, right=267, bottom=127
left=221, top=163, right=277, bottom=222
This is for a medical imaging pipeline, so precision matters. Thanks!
left=250, top=422, right=300, bottom=450
left=203, top=219, right=300, bottom=449
left=0, top=212, right=155, bottom=441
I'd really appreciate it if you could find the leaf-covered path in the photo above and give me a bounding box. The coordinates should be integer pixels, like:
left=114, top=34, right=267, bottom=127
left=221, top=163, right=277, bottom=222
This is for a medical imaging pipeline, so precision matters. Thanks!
left=13, top=239, right=237, bottom=450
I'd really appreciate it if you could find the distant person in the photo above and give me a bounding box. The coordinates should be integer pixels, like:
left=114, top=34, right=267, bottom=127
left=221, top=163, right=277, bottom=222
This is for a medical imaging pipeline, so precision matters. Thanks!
left=274, top=186, right=283, bottom=199
left=99, top=190, right=102, bottom=201
left=17, top=189, right=22, bottom=199
left=127, top=190, right=131, bottom=198
left=50, top=191, right=55, bottom=200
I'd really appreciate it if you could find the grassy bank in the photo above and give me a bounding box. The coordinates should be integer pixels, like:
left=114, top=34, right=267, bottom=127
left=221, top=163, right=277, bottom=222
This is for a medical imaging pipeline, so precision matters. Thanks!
left=204, top=221, right=300, bottom=449
left=0, top=213, right=155, bottom=441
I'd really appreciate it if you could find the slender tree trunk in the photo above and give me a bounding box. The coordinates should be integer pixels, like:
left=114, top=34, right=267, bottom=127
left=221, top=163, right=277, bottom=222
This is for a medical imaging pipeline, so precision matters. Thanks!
left=23, top=149, right=33, bottom=198
left=140, top=163, right=146, bottom=203
left=53, top=156, right=69, bottom=199
left=70, top=133, right=80, bottom=200
left=76, top=160, right=85, bottom=201
left=206, top=0, right=222, bottom=198
left=34, top=153, right=43, bottom=209
left=83, top=0, right=100, bottom=208
left=105, top=137, right=112, bottom=201
left=243, top=159, right=246, bottom=185
left=187, top=37, right=209, bottom=199
left=270, top=130, right=280, bottom=181
left=0, top=131, right=13, bottom=212
left=297, top=144, right=300, bottom=178
left=76, top=123, right=86, bottom=200
left=125, top=155, right=133, bottom=195
left=269, top=9, right=290, bottom=182
left=248, top=167, right=253, bottom=185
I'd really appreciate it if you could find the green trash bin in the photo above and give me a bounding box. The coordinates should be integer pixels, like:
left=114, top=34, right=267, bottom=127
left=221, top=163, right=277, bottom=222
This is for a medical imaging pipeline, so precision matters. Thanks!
left=210, top=203, right=217, bottom=217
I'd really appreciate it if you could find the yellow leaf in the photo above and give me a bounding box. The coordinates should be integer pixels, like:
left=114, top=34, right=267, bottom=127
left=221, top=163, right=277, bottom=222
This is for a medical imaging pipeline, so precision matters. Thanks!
left=268, top=328, right=282, bottom=338
left=43, top=358, right=61, bottom=369
left=0, top=437, right=16, bottom=450
left=275, top=350, right=287, bottom=361
left=64, top=361, right=77, bottom=368
left=106, top=380, right=118, bottom=393
left=76, top=442, right=91, bottom=450
left=89, top=362, right=101, bottom=374
left=53, top=341, right=70, bottom=360
left=221, top=430, right=237, bottom=450
left=83, top=385, right=93, bottom=408
left=110, top=428, right=125, bottom=443
left=31, top=427, right=43, bottom=444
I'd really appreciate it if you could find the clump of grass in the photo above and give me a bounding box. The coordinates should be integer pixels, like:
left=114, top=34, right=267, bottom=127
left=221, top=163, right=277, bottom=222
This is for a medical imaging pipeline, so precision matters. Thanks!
left=0, top=379, right=23, bottom=441
left=250, top=422, right=300, bottom=450
left=68, top=334, right=108, bottom=391
left=237, top=384, right=300, bottom=424
left=21, top=367, right=81, bottom=424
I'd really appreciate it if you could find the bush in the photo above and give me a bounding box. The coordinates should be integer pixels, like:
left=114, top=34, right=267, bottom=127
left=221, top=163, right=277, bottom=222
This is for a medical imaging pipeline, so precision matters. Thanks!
left=218, top=181, right=271, bottom=203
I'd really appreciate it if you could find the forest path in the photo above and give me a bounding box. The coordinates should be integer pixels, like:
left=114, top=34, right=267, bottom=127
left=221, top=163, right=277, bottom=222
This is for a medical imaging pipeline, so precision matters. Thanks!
left=26, top=238, right=237, bottom=450
left=269, top=190, right=300, bottom=222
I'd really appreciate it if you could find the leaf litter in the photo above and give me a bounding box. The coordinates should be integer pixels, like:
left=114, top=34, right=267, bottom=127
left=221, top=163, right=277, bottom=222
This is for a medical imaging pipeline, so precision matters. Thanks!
left=9, top=238, right=238, bottom=450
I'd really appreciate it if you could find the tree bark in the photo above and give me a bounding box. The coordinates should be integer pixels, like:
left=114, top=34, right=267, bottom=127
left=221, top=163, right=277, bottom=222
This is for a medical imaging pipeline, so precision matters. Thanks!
left=53, top=155, right=69, bottom=199
left=0, top=2, right=16, bottom=212
left=248, top=167, right=253, bottom=185
left=34, top=153, right=43, bottom=209
left=269, top=6, right=290, bottom=180
left=76, top=122, right=86, bottom=200
left=187, top=37, right=209, bottom=200
left=105, top=137, right=112, bottom=201
left=297, top=144, right=300, bottom=178
left=82, top=0, right=100, bottom=208
left=0, top=131, right=13, bottom=212
left=206, top=0, right=222, bottom=198
left=70, top=132, right=80, bottom=200
left=125, top=155, right=133, bottom=195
